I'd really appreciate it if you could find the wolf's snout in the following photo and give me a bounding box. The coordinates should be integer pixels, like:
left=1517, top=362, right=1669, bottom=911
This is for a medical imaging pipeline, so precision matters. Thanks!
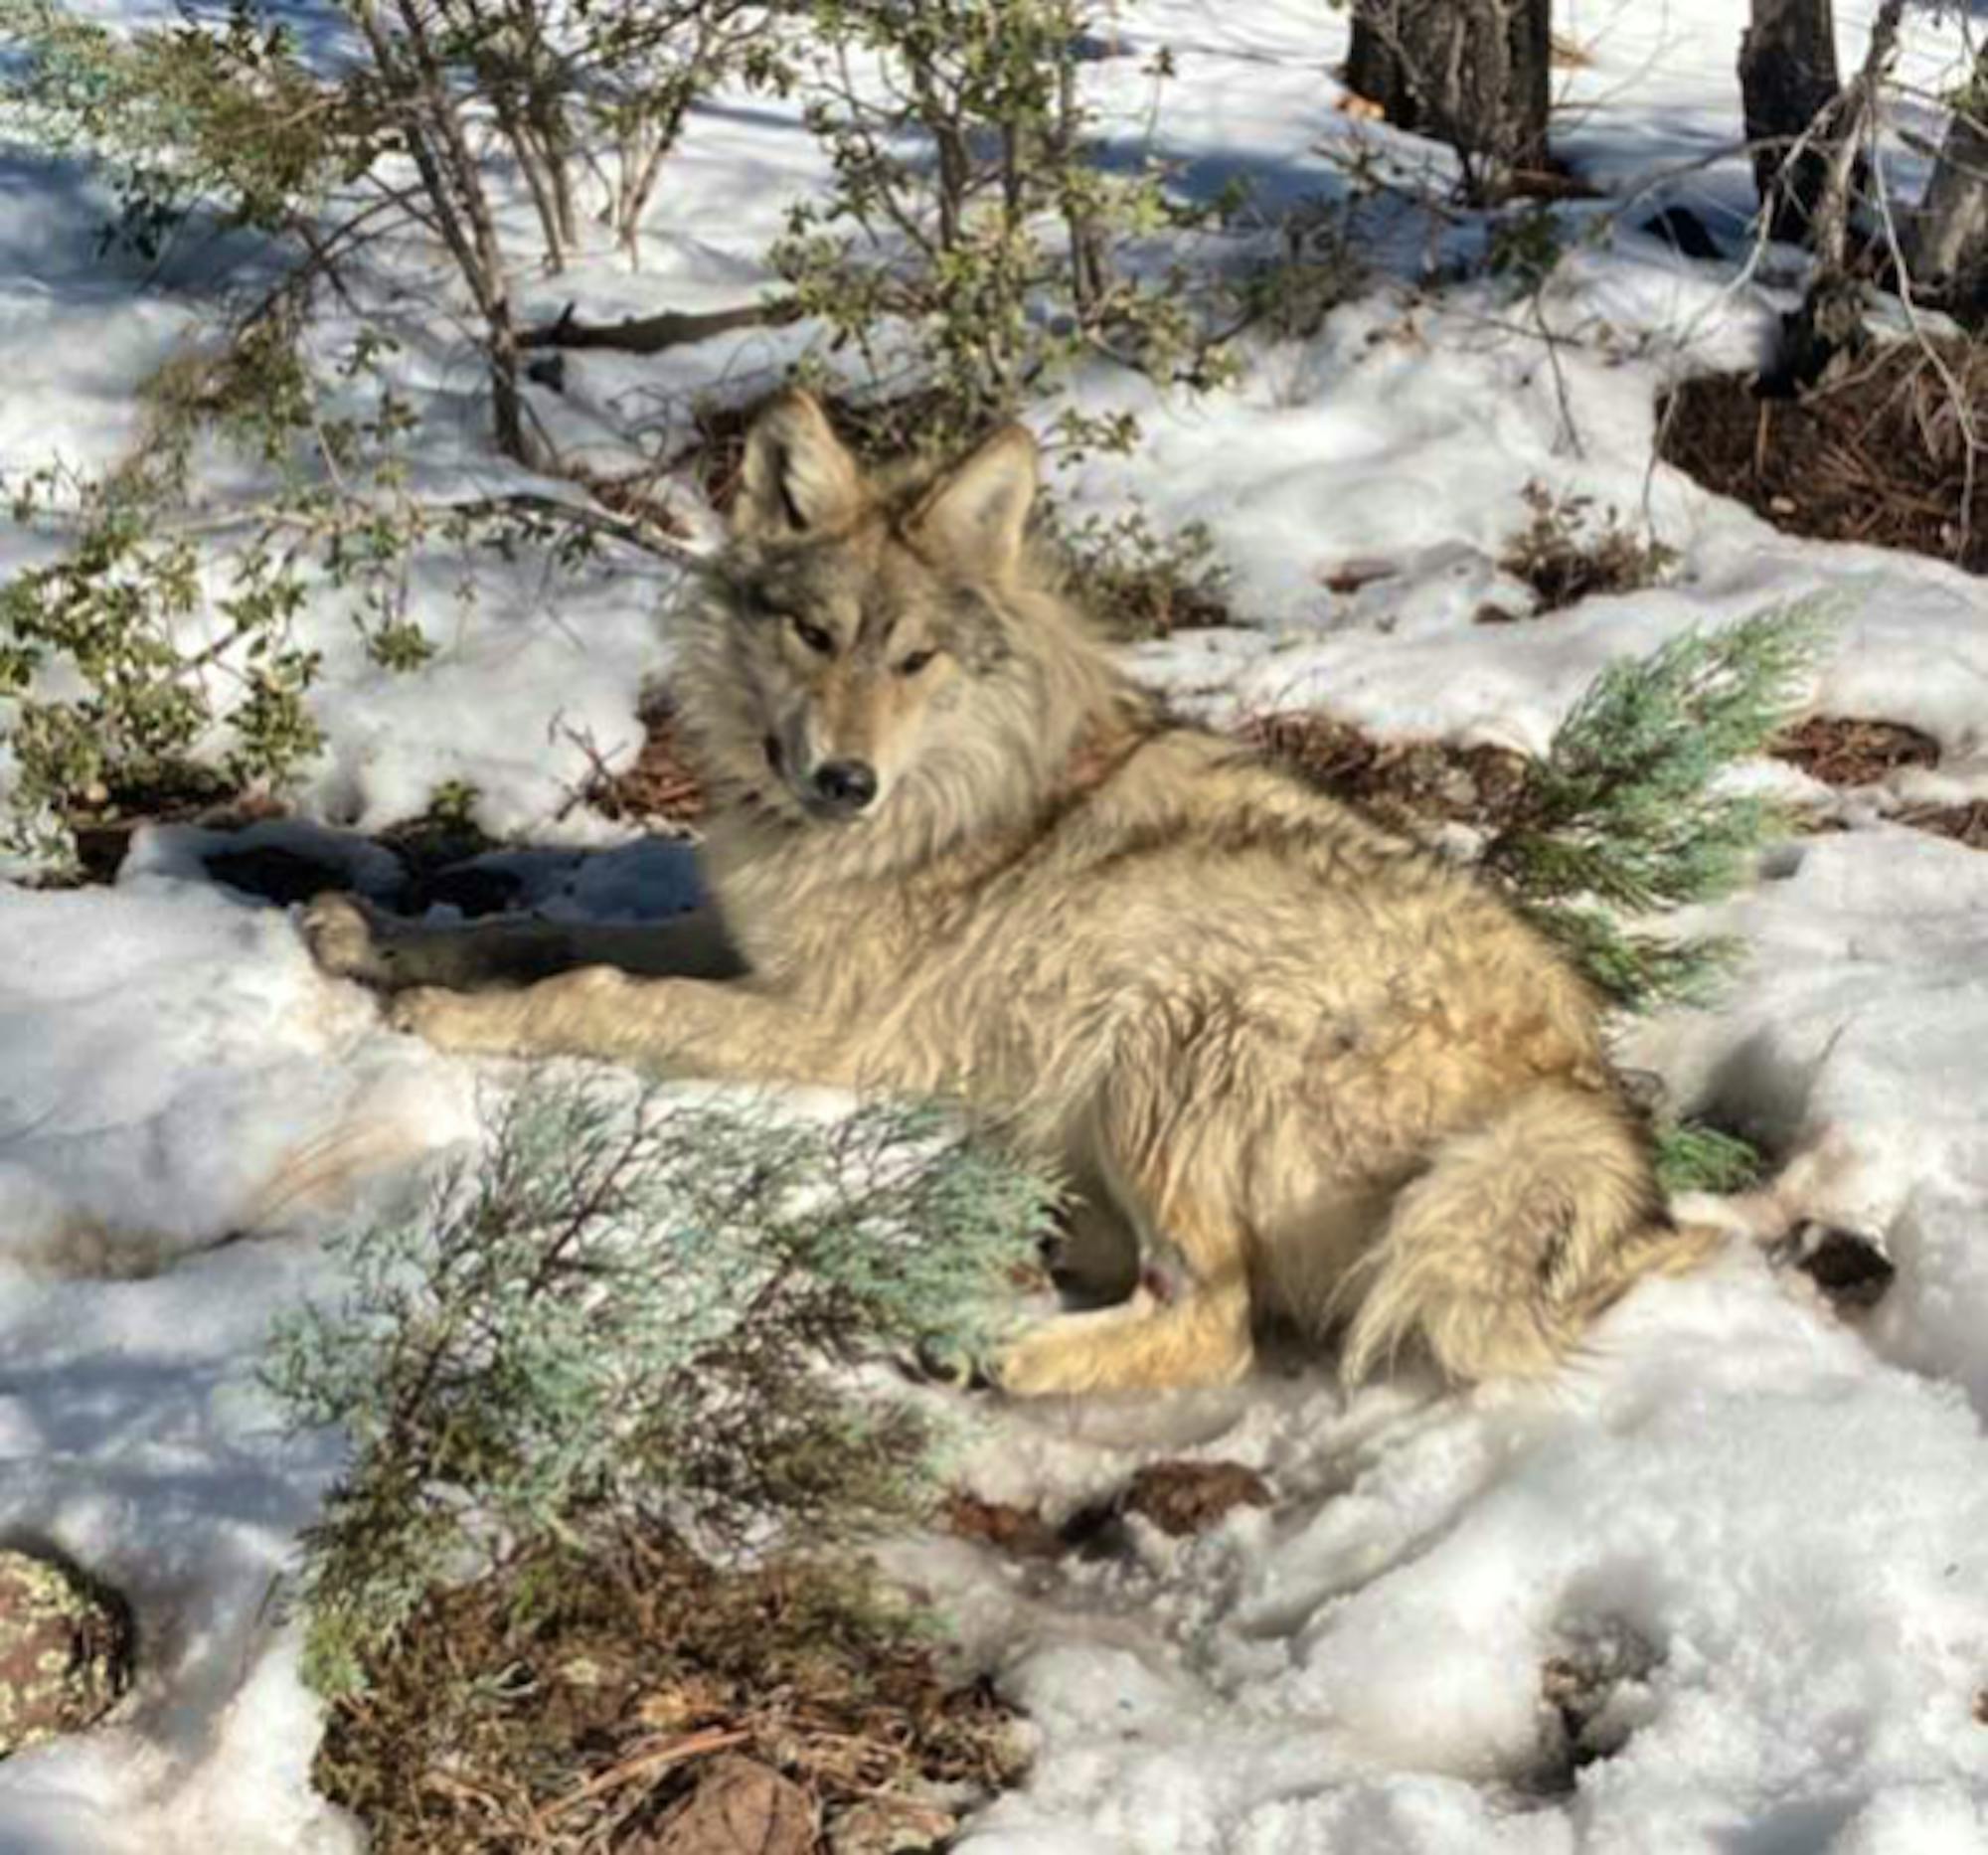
left=812, top=759, right=879, bottom=813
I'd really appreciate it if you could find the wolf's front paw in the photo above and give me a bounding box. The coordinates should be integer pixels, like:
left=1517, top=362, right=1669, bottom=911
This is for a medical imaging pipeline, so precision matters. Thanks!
left=302, top=893, right=387, bottom=983
left=387, top=985, right=512, bottom=1053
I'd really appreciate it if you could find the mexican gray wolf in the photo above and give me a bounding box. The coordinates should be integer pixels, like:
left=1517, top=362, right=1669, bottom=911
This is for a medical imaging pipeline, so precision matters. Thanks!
left=304, top=389, right=1719, bottom=1395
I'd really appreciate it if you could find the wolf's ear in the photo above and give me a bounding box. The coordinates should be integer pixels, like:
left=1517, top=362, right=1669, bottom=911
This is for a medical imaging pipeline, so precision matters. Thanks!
left=912, top=423, right=1039, bottom=577
left=734, top=389, right=865, bottom=538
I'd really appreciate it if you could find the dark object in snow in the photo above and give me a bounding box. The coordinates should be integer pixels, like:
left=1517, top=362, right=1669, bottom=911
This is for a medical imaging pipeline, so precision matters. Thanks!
left=1900, top=799, right=1988, bottom=851
left=1788, top=1222, right=1895, bottom=1311
left=395, top=861, right=524, bottom=919
left=1640, top=206, right=1722, bottom=261
left=525, top=352, right=567, bottom=394
left=1120, top=1461, right=1272, bottom=1537
left=1528, top=1619, right=1661, bottom=1795
left=634, top=1756, right=814, bottom=1855
left=0, top=1549, right=132, bottom=1757
left=950, top=1460, right=1272, bottom=1565
left=204, top=842, right=355, bottom=908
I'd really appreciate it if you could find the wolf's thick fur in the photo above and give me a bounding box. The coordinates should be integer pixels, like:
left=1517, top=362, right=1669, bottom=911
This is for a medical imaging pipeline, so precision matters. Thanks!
left=306, top=392, right=1717, bottom=1394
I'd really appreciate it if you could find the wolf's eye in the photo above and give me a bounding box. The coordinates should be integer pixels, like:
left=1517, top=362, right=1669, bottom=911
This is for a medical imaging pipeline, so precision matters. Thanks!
left=895, top=648, right=938, bottom=677
left=790, top=615, right=835, bottom=655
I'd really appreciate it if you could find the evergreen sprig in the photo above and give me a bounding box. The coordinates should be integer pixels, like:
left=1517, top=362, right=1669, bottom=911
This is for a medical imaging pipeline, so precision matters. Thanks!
left=1487, top=604, right=1828, bottom=1012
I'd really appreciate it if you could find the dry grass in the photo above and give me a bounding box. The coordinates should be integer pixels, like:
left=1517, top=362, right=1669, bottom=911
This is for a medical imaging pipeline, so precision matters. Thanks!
left=1496, top=480, right=1678, bottom=614
left=1661, top=341, right=1988, bottom=571
left=315, top=1527, right=1026, bottom=1854
left=1771, top=715, right=1940, bottom=786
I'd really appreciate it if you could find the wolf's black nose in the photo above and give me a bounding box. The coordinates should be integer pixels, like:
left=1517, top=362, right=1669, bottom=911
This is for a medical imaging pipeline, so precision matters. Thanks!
left=813, top=759, right=878, bottom=810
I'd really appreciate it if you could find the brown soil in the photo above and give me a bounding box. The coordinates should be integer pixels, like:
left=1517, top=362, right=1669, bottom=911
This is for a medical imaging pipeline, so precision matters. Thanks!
left=315, top=1528, right=1024, bottom=1854
left=1771, top=716, right=1940, bottom=785
left=1660, top=342, right=1988, bottom=571
left=1242, top=710, right=1531, bottom=837
left=1902, top=800, right=1988, bottom=849
left=587, top=700, right=707, bottom=826
left=945, top=1459, right=1274, bottom=1567
left=1119, top=1461, right=1272, bottom=1537
left=943, top=1493, right=1069, bottom=1562
left=1768, top=718, right=1988, bottom=852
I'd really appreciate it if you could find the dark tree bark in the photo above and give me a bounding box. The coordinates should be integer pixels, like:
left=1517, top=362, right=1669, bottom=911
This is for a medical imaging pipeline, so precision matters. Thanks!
left=1345, top=0, right=1551, bottom=203
left=1739, top=0, right=1843, bottom=243
left=1907, top=43, right=1988, bottom=312
left=1761, top=0, right=1904, bottom=396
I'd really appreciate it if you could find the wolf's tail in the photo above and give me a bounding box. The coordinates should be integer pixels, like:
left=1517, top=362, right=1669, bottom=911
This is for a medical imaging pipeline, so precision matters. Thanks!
left=1338, top=1082, right=1723, bottom=1385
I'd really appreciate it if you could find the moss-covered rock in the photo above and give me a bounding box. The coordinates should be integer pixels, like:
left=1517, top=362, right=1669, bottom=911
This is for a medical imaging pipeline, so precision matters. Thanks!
left=0, top=1550, right=131, bottom=1757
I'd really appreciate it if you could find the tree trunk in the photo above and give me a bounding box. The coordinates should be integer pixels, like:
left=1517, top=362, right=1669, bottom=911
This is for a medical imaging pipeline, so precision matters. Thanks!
left=1344, top=0, right=1551, bottom=202
left=1739, top=0, right=1842, bottom=243
left=1908, top=44, right=1988, bottom=310
left=1761, top=0, right=1905, bottom=395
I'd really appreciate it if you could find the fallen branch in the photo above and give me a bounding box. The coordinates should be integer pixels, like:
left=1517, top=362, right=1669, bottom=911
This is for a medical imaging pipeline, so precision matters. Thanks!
left=449, top=490, right=713, bottom=565
left=520, top=296, right=800, bottom=352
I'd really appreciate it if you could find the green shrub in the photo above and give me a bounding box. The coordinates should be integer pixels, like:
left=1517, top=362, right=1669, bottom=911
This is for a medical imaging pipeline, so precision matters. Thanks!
left=1485, top=604, right=1828, bottom=1012
left=773, top=0, right=1239, bottom=448
left=262, top=1072, right=1058, bottom=1698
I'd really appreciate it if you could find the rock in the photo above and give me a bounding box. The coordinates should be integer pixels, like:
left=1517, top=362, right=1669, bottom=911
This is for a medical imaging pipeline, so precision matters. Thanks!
left=0, top=1550, right=131, bottom=1757
left=1789, top=1222, right=1896, bottom=1311
left=636, top=1756, right=814, bottom=1855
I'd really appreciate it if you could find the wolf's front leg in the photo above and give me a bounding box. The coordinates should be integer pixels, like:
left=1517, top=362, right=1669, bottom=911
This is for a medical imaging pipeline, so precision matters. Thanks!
left=390, top=968, right=853, bottom=1087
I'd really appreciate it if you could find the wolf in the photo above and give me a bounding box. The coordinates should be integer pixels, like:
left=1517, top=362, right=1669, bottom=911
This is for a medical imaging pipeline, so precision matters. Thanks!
left=304, top=389, right=1718, bottom=1395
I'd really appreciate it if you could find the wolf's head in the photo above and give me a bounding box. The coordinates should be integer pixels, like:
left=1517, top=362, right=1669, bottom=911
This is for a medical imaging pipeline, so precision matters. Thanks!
left=684, top=391, right=1124, bottom=852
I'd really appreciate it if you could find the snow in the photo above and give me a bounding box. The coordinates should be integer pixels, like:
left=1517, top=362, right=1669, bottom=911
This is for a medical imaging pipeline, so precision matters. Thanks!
left=3, top=0, right=1988, bottom=1848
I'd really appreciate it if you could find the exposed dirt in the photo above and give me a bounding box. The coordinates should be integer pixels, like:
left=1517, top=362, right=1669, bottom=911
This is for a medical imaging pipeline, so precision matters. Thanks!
left=1242, top=710, right=1532, bottom=837
left=1119, top=1461, right=1272, bottom=1537
left=586, top=698, right=707, bottom=827
left=1771, top=715, right=1941, bottom=786
left=945, top=1459, right=1273, bottom=1569
left=1496, top=480, right=1677, bottom=614
left=1902, top=800, right=1988, bottom=849
left=1660, top=342, right=1988, bottom=572
left=315, top=1528, right=1025, bottom=1855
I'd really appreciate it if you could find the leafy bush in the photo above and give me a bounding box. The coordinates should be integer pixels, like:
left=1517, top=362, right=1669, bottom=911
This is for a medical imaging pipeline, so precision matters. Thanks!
left=773, top=0, right=1239, bottom=447
left=0, top=0, right=358, bottom=258
left=262, top=1072, right=1057, bottom=1698
left=0, top=314, right=574, bottom=871
left=1, top=0, right=772, bottom=459
left=1056, top=500, right=1233, bottom=639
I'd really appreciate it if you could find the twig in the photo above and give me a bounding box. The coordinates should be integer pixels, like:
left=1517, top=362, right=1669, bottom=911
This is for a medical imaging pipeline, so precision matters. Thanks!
left=532, top=1726, right=749, bottom=1827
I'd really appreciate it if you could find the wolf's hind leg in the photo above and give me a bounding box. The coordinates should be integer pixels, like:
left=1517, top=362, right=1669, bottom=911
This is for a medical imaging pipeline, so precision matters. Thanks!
left=996, top=1191, right=1254, bottom=1396
left=994, top=1269, right=1252, bottom=1396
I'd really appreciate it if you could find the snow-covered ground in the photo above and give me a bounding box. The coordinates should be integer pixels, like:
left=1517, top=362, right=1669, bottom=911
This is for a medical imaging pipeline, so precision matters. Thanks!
left=3, top=0, right=1988, bottom=1849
